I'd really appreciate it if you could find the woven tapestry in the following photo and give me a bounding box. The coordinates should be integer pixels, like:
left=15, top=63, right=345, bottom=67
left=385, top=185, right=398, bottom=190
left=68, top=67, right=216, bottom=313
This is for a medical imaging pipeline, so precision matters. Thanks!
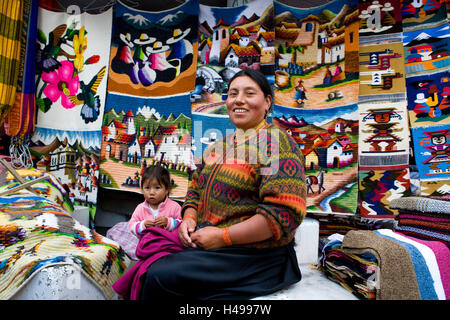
left=358, top=101, right=410, bottom=170
left=273, top=0, right=359, bottom=215
left=359, top=167, right=411, bottom=218
left=192, top=0, right=274, bottom=157
left=272, top=104, right=359, bottom=214
left=402, top=23, right=450, bottom=74
left=405, top=69, right=450, bottom=127
left=400, top=0, right=448, bottom=31
left=30, top=2, right=113, bottom=224
left=100, top=0, right=199, bottom=199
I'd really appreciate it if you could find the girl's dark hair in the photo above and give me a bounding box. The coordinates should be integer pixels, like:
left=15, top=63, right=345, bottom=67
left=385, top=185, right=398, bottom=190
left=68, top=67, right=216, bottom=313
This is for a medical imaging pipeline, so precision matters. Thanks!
left=228, top=69, right=273, bottom=105
left=141, top=165, right=171, bottom=190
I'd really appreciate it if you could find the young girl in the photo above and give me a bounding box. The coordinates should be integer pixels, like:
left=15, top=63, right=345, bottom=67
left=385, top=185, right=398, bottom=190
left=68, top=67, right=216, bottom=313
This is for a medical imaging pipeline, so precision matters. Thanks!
left=129, top=165, right=181, bottom=236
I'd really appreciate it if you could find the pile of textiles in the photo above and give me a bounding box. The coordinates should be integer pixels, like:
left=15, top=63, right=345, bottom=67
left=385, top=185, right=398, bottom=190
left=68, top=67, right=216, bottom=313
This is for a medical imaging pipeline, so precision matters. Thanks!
left=390, top=197, right=450, bottom=247
left=319, top=229, right=450, bottom=300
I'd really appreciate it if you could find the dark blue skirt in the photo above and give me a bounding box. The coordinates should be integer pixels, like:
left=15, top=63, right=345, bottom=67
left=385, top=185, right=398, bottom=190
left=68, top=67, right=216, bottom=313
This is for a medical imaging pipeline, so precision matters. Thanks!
left=140, top=241, right=301, bottom=300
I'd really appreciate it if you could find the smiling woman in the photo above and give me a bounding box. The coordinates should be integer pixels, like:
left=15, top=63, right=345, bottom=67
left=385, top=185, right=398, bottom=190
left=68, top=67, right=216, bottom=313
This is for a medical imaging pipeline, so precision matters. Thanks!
left=138, top=69, right=307, bottom=300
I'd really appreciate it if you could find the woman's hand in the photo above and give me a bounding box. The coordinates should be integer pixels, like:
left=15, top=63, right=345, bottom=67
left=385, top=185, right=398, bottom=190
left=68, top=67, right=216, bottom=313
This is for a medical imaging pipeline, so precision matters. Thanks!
left=191, top=226, right=224, bottom=250
left=178, top=217, right=197, bottom=248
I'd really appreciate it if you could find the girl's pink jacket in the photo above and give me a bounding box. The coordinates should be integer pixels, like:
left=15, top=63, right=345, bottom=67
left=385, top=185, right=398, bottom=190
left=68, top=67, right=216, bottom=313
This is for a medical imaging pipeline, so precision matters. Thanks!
left=128, top=197, right=182, bottom=236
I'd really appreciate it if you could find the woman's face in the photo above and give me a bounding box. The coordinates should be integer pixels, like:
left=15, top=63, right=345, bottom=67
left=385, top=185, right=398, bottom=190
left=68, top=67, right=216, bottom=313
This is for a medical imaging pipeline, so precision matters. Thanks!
left=226, top=75, right=272, bottom=130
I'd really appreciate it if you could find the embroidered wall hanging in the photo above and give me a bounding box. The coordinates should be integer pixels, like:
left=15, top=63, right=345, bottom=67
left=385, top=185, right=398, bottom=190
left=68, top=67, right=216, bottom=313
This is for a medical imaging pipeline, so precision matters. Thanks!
left=359, top=167, right=411, bottom=218
left=400, top=0, right=448, bottom=31
left=100, top=0, right=199, bottom=199
left=30, top=2, right=113, bottom=224
left=402, top=23, right=450, bottom=74
left=272, top=0, right=359, bottom=215
left=358, top=101, right=410, bottom=170
left=273, top=0, right=360, bottom=110
left=358, top=40, right=406, bottom=103
left=405, top=69, right=450, bottom=127
left=191, top=0, right=275, bottom=158
left=272, top=104, right=359, bottom=214
left=358, top=0, right=403, bottom=37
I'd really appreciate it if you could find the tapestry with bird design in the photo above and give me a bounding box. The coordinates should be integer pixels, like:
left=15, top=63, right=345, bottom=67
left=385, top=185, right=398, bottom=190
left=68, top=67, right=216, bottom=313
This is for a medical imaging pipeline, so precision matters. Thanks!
left=100, top=0, right=199, bottom=199
left=29, top=2, right=113, bottom=225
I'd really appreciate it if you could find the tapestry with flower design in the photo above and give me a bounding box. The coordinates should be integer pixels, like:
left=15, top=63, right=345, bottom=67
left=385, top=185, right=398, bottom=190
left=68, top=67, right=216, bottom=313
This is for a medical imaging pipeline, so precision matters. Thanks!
left=29, top=1, right=113, bottom=225
left=272, top=0, right=360, bottom=215
left=100, top=0, right=199, bottom=199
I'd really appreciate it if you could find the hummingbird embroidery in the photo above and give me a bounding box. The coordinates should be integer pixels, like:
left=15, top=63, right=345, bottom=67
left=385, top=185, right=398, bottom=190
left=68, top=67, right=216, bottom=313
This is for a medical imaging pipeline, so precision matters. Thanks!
left=68, top=66, right=106, bottom=123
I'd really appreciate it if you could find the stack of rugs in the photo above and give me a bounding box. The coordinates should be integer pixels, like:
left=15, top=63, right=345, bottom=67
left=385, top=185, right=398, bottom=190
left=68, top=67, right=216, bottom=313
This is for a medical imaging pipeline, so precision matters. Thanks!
left=319, top=229, right=450, bottom=300
left=390, top=197, right=450, bottom=248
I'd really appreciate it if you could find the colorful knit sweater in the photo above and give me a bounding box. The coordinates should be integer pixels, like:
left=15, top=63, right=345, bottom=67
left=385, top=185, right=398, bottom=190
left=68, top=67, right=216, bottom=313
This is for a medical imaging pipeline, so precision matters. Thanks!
left=182, top=122, right=306, bottom=249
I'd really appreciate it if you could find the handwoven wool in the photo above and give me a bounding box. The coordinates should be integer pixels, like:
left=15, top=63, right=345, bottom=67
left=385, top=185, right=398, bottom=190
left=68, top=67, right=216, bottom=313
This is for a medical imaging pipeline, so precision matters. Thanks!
left=0, top=169, right=127, bottom=300
left=358, top=41, right=406, bottom=103
left=359, top=167, right=411, bottom=218
left=272, top=0, right=359, bottom=215
left=411, top=125, right=450, bottom=184
left=0, top=0, right=24, bottom=126
left=342, top=229, right=422, bottom=300
left=405, top=69, right=450, bottom=128
left=30, top=3, right=113, bottom=224
left=272, top=104, right=358, bottom=214
left=402, top=24, right=450, bottom=74
left=273, top=0, right=359, bottom=110
left=358, top=0, right=403, bottom=38
left=100, top=0, right=198, bottom=199
left=358, top=101, right=410, bottom=169
left=4, top=0, right=38, bottom=137
left=400, top=0, right=448, bottom=31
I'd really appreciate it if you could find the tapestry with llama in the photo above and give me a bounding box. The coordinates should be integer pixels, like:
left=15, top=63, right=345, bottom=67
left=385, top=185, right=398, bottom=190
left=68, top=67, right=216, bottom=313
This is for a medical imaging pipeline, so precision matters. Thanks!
left=30, top=2, right=113, bottom=224
left=100, top=0, right=198, bottom=199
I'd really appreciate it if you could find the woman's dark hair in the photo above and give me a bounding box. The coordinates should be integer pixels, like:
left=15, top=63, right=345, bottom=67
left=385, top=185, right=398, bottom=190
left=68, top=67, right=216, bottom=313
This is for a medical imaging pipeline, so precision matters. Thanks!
left=228, top=69, right=273, bottom=105
left=141, top=164, right=171, bottom=190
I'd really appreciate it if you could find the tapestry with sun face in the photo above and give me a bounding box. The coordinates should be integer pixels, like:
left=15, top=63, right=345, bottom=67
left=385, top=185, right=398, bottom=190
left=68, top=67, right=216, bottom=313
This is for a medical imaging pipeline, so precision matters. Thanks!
left=100, top=0, right=198, bottom=199
left=30, top=2, right=113, bottom=224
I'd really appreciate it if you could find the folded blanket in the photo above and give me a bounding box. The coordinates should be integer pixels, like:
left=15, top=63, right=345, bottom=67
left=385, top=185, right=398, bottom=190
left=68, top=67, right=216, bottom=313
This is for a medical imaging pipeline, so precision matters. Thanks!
left=342, top=230, right=421, bottom=300
left=374, top=230, right=439, bottom=300
left=397, top=218, right=450, bottom=234
left=390, top=197, right=450, bottom=215
left=112, top=226, right=183, bottom=300
left=395, top=226, right=450, bottom=246
left=397, top=214, right=450, bottom=224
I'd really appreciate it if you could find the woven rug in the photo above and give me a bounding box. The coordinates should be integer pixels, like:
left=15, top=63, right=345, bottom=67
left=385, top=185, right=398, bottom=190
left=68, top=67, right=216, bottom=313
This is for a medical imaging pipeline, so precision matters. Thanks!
left=271, top=0, right=359, bottom=215
left=29, top=3, right=113, bottom=223
left=99, top=0, right=199, bottom=199
left=0, top=169, right=127, bottom=300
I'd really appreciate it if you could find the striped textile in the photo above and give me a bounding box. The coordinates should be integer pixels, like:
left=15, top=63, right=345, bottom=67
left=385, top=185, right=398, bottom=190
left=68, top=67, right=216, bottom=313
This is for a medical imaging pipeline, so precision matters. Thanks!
left=0, top=0, right=24, bottom=126
left=5, top=0, right=37, bottom=136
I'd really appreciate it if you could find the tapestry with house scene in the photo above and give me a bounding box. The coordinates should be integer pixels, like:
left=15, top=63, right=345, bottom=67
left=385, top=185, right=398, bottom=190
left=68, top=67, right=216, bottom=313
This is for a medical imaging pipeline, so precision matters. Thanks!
left=191, top=0, right=275, bottom=158
left=29, top=1, right=113, bottom=225
left=99, top=0, right=198, bottom=199
left=272, top=0, right=360, bottom=215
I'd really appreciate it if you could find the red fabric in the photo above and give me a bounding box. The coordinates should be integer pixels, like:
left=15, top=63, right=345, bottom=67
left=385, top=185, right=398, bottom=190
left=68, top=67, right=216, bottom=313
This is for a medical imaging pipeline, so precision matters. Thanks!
left=112, top=226, right=183, bottom=300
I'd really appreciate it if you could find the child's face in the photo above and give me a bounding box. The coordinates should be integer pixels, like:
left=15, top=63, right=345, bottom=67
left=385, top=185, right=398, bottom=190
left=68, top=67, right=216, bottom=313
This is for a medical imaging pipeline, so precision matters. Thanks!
left=142, top=178, right=168, bottom=209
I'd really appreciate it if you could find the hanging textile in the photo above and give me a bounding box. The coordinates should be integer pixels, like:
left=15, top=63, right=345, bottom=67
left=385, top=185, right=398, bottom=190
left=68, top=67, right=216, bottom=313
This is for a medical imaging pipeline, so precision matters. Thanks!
left=0, top=1, right=23, bottom=127
left=4, top=0, right=38, bottom=169
left=99, top=0, right=199, bottom=199
left=273, top=0, right=360, bottom=215
left=192, top=0, right=275, bottom=158
left=30, top=1, right=114, bottom=225
left=402, top=0, right=450, bottom=201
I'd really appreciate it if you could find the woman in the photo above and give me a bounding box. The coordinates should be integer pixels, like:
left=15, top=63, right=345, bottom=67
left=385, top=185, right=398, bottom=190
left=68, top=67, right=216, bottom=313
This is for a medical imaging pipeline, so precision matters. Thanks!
left=140, top=69, right=306, bottom=300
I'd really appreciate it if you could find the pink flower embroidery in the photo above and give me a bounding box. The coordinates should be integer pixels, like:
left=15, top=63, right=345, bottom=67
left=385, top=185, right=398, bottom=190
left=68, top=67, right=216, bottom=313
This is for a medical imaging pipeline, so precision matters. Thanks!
left=42, top=60, right=79, bottom=109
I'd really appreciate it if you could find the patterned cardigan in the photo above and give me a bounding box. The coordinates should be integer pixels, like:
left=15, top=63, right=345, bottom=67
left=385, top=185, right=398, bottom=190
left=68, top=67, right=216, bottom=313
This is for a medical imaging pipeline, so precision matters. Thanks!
left=182, top=122, right=306, bottom=249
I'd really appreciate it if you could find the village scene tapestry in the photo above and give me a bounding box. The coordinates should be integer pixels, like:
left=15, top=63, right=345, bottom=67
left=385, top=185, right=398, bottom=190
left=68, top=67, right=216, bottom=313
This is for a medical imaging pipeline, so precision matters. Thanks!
left=29, top=2, right=113, bottom=223
left=99, top=0, right=198, bottom=199
left=272, top=0, right=360, bottom=215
